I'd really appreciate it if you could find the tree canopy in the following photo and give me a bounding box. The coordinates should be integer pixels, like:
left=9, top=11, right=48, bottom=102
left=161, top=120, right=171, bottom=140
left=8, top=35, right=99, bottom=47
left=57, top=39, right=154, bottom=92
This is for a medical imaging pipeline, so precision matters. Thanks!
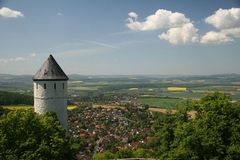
left=0, top=91, right=33, bottom=105
left=151, top=92, right=240, bottom=159
left=0, top=110, right=76, bottom=160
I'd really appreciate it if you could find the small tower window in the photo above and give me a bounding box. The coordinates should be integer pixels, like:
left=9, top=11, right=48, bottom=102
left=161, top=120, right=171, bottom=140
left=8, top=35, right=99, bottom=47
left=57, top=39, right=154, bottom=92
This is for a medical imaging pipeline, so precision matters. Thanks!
left=54, top=83, right=56, bottom=90
left=62, top=83, right=64, bottom=89
left=36, top=83, right=38, bottom=89
left=44, top=83, right=46, bottom=89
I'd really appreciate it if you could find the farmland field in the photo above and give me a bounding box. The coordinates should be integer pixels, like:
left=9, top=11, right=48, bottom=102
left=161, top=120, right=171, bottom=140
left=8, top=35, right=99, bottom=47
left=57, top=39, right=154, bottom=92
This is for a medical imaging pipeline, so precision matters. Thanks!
left=2, top=105, right=33, bottom=110
left=2, top=105, right=77, bottom=110
left=138, top=97, right=184, bottom=108
left=1, top=74, right=240, bottom=109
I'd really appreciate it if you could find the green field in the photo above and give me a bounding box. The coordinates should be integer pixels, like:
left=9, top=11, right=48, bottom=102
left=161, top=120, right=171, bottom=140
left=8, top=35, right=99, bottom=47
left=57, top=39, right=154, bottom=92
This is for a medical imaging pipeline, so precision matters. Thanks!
left=2, top=105, right=77, bottom=110
left=2, top=105, right=33, bottom=110
left=1, top=74, right=240, bottom=108
left=138, top=97, right=184, bottom=108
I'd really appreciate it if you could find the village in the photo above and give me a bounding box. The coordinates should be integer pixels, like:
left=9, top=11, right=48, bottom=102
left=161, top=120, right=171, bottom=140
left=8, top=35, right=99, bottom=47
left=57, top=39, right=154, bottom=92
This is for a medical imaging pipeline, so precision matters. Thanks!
left=68, top=104, right=156, bottom=159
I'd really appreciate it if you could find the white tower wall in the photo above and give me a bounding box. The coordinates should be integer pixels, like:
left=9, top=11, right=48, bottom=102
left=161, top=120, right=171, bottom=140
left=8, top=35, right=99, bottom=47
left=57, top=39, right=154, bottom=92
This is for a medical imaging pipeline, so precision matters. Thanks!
left=33, top=80, right=68, bottom=129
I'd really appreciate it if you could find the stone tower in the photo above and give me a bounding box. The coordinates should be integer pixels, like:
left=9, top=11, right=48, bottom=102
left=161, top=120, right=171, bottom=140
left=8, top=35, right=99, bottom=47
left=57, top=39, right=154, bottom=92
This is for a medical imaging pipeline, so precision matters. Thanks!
left=33, top=55, right=69, bottom=129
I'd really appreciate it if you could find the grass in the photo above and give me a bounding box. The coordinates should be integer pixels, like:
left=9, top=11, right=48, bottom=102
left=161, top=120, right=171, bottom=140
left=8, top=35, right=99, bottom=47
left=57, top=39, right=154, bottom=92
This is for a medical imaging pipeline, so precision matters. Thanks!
left=138, top=97, right=183, bottom=109
left=68, top=86, right=99, bottom=91
left=2, top=105, right=33, bottom=110
left=128, top=88, right=139, bottom=91
left=2, top=105, right=77, bottom=110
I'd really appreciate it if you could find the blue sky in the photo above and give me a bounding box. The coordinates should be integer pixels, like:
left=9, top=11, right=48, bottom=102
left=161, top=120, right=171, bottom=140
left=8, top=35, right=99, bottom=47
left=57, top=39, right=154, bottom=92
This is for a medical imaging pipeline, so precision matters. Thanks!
left=0, top=0, right=240, bottom=75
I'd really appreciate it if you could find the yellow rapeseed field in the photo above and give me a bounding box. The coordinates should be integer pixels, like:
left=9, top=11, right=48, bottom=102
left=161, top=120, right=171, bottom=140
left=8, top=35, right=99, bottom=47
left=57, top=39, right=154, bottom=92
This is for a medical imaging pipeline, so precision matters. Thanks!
left=167, top=87, right=187, bottom=91
left=67, top=105, right=77, bottom=110
left=2, top=105, right=77, bottom=110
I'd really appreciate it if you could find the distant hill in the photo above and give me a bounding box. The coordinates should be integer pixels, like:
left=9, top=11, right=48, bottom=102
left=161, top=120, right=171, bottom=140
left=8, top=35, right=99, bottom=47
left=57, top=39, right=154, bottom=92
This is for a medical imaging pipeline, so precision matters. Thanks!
left=0, top=73, right=240, bottom=93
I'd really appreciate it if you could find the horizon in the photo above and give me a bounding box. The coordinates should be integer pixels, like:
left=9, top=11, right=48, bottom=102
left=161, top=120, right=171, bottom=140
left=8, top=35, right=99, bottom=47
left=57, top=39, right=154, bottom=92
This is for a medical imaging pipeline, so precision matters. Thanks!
left=1, top=73, right=240, bottom=77
left=1, top=0, right=240, bottom=75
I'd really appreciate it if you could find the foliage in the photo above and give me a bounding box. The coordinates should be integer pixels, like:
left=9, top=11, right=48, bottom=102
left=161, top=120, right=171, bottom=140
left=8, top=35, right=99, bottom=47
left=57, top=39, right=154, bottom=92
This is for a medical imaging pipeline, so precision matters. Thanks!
left=153, top=92, right=240, bottom=159
left=0, top=106, right=9, bottom=116
left=93, top=148, right=153, bottom=160
left=92, top=151, right=116, bottom=160
left=0, top=91, right=33, bottom=105
left=0, top=110, right=77, bottom=160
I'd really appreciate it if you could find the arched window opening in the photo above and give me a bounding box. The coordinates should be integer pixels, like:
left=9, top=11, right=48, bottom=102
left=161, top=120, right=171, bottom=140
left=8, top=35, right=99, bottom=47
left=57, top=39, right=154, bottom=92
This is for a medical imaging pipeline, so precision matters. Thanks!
left=62, top=83, right=64, bottom=89
left=44, top=83, right=46, bottom=89
left=54, top=83, right=56, bottom=90
left=36, top=83, right=38, bottom=89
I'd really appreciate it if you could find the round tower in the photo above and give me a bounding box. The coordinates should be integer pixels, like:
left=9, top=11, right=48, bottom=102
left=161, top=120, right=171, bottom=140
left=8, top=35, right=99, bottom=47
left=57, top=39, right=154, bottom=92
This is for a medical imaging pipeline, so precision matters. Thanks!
left=33, top=55, right=69, bottom=129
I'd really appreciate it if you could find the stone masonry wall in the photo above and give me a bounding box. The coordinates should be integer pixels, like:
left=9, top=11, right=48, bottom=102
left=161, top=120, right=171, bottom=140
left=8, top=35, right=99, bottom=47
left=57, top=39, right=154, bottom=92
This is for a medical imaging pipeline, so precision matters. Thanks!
left=33, top=80, right=68, bottom=129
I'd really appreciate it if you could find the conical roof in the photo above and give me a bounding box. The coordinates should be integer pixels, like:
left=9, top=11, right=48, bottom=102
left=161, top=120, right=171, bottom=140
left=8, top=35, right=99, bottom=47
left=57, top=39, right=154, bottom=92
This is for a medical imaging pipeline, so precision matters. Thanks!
left=33, top=55, right=69, bottom=81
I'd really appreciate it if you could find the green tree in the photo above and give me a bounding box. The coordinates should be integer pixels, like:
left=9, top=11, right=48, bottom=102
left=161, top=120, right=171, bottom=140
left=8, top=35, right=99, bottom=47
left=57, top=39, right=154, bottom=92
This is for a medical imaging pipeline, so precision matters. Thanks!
left=0, top=91, right=33, bottom=105
left=156, top=92, right=240, bottom=159
left=0, top=110, right=76, bottom=160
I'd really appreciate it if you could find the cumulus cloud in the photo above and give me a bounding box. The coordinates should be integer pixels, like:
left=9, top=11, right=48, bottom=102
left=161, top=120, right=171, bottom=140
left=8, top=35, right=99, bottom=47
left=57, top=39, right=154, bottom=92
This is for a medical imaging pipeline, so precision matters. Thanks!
left=222, top=27, right=240, bottom=38
left=126, top=9, right=200, bottom=45
left=205, top=8, right=240, bottom=29
left=126, top=9, right=190, bottom=31
left=126, top=8, right=240, bottom=45
left=0, top=7, right=24, bottom=18
left=159, top=23, right=199, bottom=45
left=128, top=12, right=138, bottom=19
left=203, top=8, right=240, bottom=44
left=200, top=31, right=233, bottom=44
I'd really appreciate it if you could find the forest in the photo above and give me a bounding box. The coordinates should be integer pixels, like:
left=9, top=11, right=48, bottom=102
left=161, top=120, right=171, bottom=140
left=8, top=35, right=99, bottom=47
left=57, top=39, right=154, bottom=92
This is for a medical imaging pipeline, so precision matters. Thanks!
left=0, top=91, right=33, bottom=105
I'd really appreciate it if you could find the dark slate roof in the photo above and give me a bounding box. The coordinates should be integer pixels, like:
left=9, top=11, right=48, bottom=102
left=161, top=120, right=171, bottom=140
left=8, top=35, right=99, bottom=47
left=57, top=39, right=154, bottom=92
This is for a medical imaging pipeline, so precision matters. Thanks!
left=33, top=55, right=69, bottom=81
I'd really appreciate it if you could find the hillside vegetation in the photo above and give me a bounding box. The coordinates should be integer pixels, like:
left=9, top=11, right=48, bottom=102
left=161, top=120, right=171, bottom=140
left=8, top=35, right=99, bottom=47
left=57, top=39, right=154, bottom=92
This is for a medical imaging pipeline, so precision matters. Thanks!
left=0, top=91, right=33, bottom=105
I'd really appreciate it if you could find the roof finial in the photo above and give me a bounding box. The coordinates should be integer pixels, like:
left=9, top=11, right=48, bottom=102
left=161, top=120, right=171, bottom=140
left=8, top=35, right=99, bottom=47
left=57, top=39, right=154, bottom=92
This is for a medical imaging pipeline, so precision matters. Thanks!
left=50, top=50, right=54, bottom=57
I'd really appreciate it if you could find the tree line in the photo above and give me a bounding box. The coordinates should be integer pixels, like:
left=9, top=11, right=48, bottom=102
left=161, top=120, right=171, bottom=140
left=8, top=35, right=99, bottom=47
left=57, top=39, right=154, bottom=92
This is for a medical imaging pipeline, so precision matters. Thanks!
left=0, top=91, right=33, bottom=105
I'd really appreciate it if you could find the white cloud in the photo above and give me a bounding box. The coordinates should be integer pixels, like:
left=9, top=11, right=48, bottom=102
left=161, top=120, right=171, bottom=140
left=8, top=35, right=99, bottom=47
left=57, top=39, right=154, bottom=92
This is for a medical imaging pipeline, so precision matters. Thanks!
left=126, top=8, right=240, bottom=45
left=159, top=23, right=199, bottom=45
left=202, top=8, right=240, bottom=44
left=200, top=31, right=233, bottom=44
left=205, top=8, right=240, bottom=29
left=126, top=9, right=190, bottom=31
left=128, top=12, right=138, bottom=19
left=0, top=7, right=24, bottom=18
left=221, top=27, right=240, bottom=38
